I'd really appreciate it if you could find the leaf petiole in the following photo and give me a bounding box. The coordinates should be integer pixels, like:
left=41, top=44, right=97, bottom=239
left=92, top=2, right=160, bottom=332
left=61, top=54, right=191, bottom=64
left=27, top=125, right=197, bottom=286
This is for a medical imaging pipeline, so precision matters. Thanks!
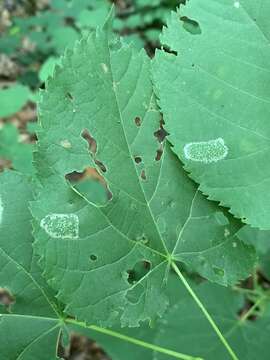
left=65, top=318, right=204, bottom=360
left=171, top=261, right=239, bottom=360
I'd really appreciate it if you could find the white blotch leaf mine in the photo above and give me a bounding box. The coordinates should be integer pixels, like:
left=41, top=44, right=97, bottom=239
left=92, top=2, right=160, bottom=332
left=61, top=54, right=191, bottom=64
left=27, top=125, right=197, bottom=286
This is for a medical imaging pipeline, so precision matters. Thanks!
left=40, top=213, right=79, bottom=239
left=183, top=138, right=228, bottom=163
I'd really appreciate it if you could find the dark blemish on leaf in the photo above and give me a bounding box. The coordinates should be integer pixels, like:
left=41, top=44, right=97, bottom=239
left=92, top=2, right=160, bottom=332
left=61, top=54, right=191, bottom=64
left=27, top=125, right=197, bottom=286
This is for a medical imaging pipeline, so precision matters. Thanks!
left=192, top=63, right=195, bottom=67
left=155, top=146, right=163, bottom=161
left=140, top=170, right=146, bottom=180
left=180, top=16, right=202, bottom=35
left=81, top=129, right=97, bottom=154
left=66, top=92, right=74, bottom=101
left=134, top=156, right=142, bottom=164
left=162, top=45, right=178, bottom=56
left=0, top=288, right=15, bottom=310
left=95, top=160, right=107, bottom=173
left=127, top=261, right=151, bottom=284
left=90, top=254, right=97, bottom=261
left=154, top=118, right=169, bottom=143
left=134, top=116, right=142, bottom=127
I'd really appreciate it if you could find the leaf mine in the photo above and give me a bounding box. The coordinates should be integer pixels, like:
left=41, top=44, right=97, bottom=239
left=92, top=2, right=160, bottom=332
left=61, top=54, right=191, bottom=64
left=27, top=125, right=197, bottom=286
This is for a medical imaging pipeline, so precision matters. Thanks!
left=40, top=213, right=79, bottom=239
left=183, top=138, right=228, bottom=163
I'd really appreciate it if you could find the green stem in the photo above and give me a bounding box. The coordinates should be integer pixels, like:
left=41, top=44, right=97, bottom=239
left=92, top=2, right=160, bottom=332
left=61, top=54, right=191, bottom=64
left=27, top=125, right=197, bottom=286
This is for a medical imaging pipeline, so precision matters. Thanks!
left=65, top=318, right=203, bottom=360
left=171, top=261, right=239, bottom=360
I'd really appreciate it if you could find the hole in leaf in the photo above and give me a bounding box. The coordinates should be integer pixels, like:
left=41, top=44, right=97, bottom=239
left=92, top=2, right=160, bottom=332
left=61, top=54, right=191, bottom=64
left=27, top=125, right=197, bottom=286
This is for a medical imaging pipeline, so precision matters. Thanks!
left=162, top=45, right=178, bottom=56
left=154, top=118, right=169, bottom=143
left=134, top=116, right=142, bottom=127
left=127, top=261, right=151, bottom=285
left=140, top=169, right=146, bottom=180
left=134, top=156, right=142, bottom=164
left=95, top=160, right=107, bottom=173
left=90, top=254, right=98, bottom=261
left=155, top=147, right=163, bottom=161
left=81, top=129, right=97, bottom=155
left=180, top=16, right=202, bottom=35
left=0, top=288, right=15, bottom=309
left=65, top=168, right=111, bottom=205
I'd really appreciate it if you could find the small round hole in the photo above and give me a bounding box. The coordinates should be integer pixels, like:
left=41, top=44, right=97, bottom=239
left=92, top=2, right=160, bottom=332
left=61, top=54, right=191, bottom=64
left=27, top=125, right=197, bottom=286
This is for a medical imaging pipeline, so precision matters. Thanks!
left=134, top=156, right=142, bottom=164
left=90, top=254, right=97, bottom=261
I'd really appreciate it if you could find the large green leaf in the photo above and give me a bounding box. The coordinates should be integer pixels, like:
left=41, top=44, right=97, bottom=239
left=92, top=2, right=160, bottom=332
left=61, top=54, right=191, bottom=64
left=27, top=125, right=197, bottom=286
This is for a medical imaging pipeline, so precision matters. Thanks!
left=0, top=171, right=62, bottom=359
left=31, top=22, right=255, bottom=328
left=152, top=0, right=270, bottom=229
left=154, top=282, right=270, bottom=360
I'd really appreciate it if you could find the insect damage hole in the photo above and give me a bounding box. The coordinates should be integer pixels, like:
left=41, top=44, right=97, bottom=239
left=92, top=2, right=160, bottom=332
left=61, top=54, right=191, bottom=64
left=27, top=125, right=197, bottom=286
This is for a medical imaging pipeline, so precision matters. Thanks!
left=127, top=261, right=151, bottom=285
left=40, top=213, right=79, bottom=239
left=140, top=170, right=147, bottom=180
left=134, top=116, right=142, bottom=127
left=134, top=156, right=142, bottom=164
left=81, top=128, right=97, bottom=154
left=180, top=16, right=202, bottom=35
left=90, top=254, right=98, bottom=261
left=184, top=138, right=228, bottom=163
left=0, top=288, right=15, bottom=310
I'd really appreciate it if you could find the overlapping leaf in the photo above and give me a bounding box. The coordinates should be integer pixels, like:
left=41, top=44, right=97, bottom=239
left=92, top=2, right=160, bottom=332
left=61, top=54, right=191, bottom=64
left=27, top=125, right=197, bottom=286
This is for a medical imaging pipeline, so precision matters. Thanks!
left=154, top=282, right=270, bottom=360
left=152, top=0, right=270, bottom=229
left=31, top=20, right=255, bottom=328
left=0, top=172, right=62, bottom=359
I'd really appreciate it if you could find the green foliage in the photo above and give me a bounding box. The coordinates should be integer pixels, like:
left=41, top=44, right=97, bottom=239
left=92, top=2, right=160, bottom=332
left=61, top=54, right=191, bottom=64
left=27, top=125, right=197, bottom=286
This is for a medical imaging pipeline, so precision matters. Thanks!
left=0, top=85, right=31, bottom=118
left=1, top=1, right=270, bottom=360
left=31, top=21, right=255, bottom=330
left=152, top=0, right=270, bottom=230
left=0, top=123, right=34, bottom=174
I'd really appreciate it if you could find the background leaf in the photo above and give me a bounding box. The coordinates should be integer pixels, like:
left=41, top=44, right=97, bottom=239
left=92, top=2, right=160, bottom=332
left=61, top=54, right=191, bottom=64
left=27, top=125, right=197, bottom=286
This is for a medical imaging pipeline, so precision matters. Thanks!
left=152, top=0, right=270, bottom=229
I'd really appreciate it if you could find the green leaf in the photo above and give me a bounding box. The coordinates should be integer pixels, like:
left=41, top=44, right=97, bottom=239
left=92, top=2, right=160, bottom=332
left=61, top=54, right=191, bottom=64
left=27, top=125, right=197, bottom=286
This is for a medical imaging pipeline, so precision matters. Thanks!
left=0, top=85, right=31, bottom=118
left=0, top=124, right=34, bottom=174
left=0, top=171, right=62, bottom=359
left=152, top=0, right=270, bottom=229
left=154, top=282, right=270, bottom=360
left=31, top=24, right=255, bottom=328
left=237, top=225, right=270, bottom=280
left=39, top=57, right=61, bottom=83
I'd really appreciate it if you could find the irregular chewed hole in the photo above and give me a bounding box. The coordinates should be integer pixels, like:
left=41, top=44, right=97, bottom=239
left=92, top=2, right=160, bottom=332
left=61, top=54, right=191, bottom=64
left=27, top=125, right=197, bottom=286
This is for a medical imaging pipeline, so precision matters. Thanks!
left=180, top=16, right=202, bottom=35
left=95, top=160, right=107, bottom=173
left=40, top=213, right=79, bottom=239
left=0, top=288, right=15, bottom=309
left=134, top=156, right=142, bottom=164
left=134, top=116, right=142, bottom=127
left=81, top=128, right=97, bottom=154
left=127, top=261, right=151, bottom=284
left=162, top=45, right=178, bottom=56
left=155, top=147, right=163, bottom=161
left=66, top=92, right=74, bottom=101
left=65, top=168, right=110, bottom=205
left=140, top=169, right=146, bottom=180
left=90, top=254, right=97, bottom=261
left=154, top=118, right=169, bottom=143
